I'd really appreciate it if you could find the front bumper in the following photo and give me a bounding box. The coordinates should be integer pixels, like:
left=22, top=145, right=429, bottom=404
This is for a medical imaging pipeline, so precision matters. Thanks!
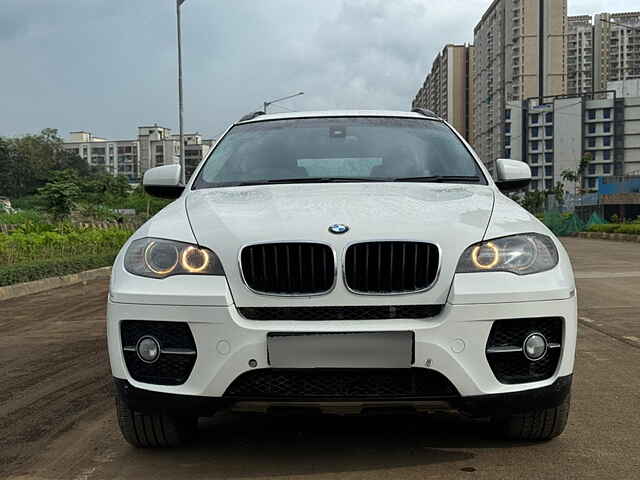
left=114, top=373, right=573, bottom=417
left=107, top=295, right=577, bottom=401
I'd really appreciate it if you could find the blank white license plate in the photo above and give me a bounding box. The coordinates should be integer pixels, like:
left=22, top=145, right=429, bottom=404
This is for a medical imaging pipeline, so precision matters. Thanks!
left=267, top=332, right=414, bottom=368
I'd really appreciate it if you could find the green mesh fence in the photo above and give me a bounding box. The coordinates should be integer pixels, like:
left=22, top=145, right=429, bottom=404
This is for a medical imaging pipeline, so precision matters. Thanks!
left=585, top=212, right=607, bottom=229
left=543, top=212, right=586, bottom=236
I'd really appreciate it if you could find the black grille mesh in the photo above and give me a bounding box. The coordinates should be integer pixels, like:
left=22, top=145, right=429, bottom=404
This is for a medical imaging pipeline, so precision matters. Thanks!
left=344, top=241, right=439, bottom=293
left=121, top=321, right=197, bottom=386
left=241, top=243, right=334, bottom=295
left=224, top=368, right=459, bottom=399
left=238, top=305, right=443, bottom=321
left=486, top=318, right=563, bottom=384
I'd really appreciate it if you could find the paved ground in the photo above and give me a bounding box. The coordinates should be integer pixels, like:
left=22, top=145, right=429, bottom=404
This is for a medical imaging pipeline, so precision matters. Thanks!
left=1, top=237, right=639, bottom=480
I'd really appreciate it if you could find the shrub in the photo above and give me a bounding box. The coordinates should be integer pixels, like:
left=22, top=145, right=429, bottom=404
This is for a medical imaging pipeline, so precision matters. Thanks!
left=0, top=253, right=117, bottom=286
left=0, top=210, right=46, bottom=225
left=587, top=224, right=620, bottom=233
left=586, top=223, right=640, bottom=235
left=616, top=224, right=640, bottom=235
left=0, top=226, right=132, bottom=265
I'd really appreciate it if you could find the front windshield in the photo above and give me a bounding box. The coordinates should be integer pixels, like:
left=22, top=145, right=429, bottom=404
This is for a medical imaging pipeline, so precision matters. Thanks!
left=192, top=117, right=486, bottom=188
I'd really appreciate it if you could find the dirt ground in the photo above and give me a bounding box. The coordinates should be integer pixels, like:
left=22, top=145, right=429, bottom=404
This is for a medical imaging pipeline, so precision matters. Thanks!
left=1, top=238, right=639, bottom=479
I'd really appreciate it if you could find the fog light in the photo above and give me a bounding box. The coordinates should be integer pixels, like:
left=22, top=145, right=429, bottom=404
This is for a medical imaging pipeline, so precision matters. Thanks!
left=523, top=333, right=547, bottom=361
left=136, top=336, right=160, bottom=363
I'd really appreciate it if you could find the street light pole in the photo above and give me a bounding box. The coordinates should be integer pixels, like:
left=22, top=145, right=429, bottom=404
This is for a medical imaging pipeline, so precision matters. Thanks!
left=263, top=91, right=304, bottom=113
left=176, top=0, right=186, bottom=185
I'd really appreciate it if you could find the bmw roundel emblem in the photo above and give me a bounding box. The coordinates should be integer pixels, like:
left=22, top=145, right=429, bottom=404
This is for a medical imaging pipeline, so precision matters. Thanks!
left=329, top=224, right=349, bottom=234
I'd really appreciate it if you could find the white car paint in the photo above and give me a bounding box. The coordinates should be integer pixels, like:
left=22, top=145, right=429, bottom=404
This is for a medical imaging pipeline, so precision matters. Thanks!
left=107, top=110, right=577, bottom=403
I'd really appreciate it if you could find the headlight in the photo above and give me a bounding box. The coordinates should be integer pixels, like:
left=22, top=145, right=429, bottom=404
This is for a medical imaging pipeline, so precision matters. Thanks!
left=456, top=233, right=558, bottom=275
left=124, top=237, right=224, bottom=279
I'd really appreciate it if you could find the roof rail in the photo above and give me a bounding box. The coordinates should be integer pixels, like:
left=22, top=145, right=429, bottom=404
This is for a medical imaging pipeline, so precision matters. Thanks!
left=238, top=111, right=265, bottom=122
left=411, top=107, right=438, bottom=118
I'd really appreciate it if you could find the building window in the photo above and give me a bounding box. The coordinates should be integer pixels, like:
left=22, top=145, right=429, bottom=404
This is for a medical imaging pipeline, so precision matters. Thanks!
left=603, top=163, right=611, bottom=174
left=588, top=178, right=596, bottom=188
left=604, top=123, right=611, bottom=133
left=603, top=108, right=611, bottom=119
left=545, top=179, right=553, bottom=190
left=505, top=124, right=511, bottom=133
left=545, top=112, right=553, bottom=123
left=531, top=180, right=539, bottom=191
left=587, top=138, right=596, bottom=148
left=545, top=152, right=553, bottom=163
left=587, top=110, right=596, bottom=120
left=530, top=113, right=539, bottom=124
left=531, top=141, right=539, bottom=151
left=531, top=166, right=539, bottom=176
left=603, top=150, right=611, bottom=160
left=545, top=140, right=553, bottom=150
left=505, top=109, right=511, bottom=120
left=505, top=136, right=511, bottom=146
left=588, top=164, right=596, bottom=175
left=532, top=127, right=539, bottom=137
left=530, top=153, right=539, bottom=164
left=588, top=124, right=596, bottom=134
left=603, top=136, right=611, bottom=147
left=545, top=166, right=553, bottom=177
left=545, top=126, right=553, bottom=136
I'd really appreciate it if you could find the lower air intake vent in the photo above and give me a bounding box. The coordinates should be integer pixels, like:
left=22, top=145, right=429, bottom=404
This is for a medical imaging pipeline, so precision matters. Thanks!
left=224, top=368, right=459, bottom=399
left=486, top=318, right=563, bottom=384
left=121, top=321, right=197, bottom=386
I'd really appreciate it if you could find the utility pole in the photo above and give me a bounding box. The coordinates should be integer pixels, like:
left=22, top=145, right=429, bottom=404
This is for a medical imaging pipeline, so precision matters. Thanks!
left=176, top=0, right=186, bottom=185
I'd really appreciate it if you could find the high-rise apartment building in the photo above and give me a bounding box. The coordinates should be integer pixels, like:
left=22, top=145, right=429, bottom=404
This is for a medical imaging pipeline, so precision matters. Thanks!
left=472, top=0, right=567, bottom=166
left=63, top=125, right=214, bottom=182
left=567, top=12, right=640, bottom=95
left=567, top=15, right=594, bottom=95
left=594, top=12, right=640, bottom=91
left=412, top=44, right=474, bottom=139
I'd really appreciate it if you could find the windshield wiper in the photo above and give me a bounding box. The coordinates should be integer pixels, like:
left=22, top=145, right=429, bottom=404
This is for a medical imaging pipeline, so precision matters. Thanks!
left=212, top=177, right=389, bottom=187
left=392, top=175, right=481, bottom=184
left=264, top=177, right=388, bottom=184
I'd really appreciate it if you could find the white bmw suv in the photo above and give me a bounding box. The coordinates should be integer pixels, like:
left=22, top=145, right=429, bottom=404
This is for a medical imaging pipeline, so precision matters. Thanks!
left=108, top=110, right=576, bottom=447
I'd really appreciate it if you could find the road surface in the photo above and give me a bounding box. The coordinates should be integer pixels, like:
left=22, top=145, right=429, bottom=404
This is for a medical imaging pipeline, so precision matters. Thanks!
left=1, top=237, right=639, bottom=479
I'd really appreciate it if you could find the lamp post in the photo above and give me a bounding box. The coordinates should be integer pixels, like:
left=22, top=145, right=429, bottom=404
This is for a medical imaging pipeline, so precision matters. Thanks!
left=263, top=92, right=304, bottom=114
left=176, top=0, right=187, bottom=185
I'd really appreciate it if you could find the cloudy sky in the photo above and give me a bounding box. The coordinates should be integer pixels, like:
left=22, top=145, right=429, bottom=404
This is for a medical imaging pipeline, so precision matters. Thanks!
left=1, top=0, right=637, bottom=140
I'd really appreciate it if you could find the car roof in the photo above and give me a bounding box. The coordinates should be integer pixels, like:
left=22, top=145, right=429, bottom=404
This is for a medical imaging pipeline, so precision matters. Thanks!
left=236, top=109, right=441, bottom=124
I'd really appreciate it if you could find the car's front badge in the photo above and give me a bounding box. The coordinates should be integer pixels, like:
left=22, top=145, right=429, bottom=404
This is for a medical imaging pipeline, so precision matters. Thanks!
left=328, top=224, right=349, bottom=234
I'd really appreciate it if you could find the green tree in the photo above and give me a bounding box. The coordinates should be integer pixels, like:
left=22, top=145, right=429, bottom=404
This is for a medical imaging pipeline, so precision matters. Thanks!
left=561, top=152, right=593, bottom=196
left=0, top=129, right=88, bottom=199
left=519, top=191, right=546, bottom=214
left=549, top=182, right=566, bottom=208
left=37, top=173, right=81, bottom=220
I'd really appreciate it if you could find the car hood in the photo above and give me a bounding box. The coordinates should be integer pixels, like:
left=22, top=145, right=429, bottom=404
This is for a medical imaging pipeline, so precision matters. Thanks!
left=186, top=183, right=495, bottom=307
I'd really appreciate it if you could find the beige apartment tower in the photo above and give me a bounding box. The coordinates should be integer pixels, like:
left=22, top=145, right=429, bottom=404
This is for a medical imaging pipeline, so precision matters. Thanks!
left=471, top=0, right=567, bottom=166
left=412, top=44, right=474, bottom=139
left=567, top=12, right=640, bottom=95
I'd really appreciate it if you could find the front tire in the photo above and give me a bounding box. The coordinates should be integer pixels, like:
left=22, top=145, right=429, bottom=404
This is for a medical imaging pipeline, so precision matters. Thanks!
left=116, top=396, right=197, bottom=448
left=493, top=393, right=571, bottom=441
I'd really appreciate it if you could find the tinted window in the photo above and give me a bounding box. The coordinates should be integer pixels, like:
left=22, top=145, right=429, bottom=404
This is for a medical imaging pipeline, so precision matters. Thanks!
left=193, top=117, right=485, bottom=188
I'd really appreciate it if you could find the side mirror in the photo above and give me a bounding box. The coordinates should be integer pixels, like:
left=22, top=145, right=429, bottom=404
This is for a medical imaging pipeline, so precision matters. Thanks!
left=495, top=158, right=531, bottom=192
left=143, top=164, right=185, bottom=199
